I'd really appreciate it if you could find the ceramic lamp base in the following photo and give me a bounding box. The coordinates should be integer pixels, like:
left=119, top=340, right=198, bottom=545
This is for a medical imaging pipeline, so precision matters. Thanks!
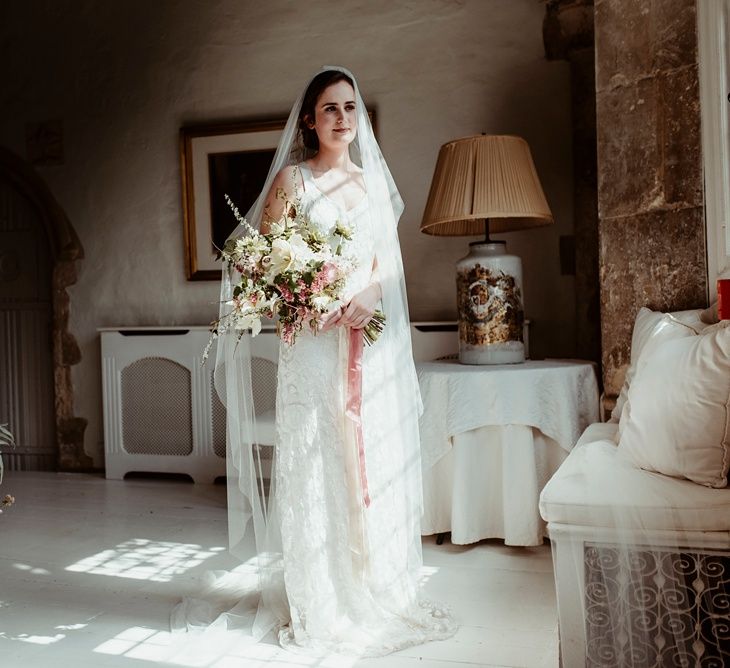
left=459, top=340, right=524, bottom=365
left=456, top=241, right=525, bottom=365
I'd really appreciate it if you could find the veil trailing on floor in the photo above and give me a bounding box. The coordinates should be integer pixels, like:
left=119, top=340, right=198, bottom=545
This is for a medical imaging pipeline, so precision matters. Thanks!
left=171, top=66, right=425, bottom=648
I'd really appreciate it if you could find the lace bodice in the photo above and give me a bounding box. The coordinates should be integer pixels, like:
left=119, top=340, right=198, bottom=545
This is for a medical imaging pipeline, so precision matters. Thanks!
left=296, top=163, right=375, bottom=302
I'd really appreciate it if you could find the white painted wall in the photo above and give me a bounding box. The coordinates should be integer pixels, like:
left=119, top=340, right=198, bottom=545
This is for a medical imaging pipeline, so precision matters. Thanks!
left=0, top=0, right=573, bottom=465
left=698, top=0, right=730, bottom=296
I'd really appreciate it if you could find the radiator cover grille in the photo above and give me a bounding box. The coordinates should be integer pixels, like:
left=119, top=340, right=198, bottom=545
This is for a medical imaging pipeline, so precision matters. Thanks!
left=121, top=357, right=193, bottom=456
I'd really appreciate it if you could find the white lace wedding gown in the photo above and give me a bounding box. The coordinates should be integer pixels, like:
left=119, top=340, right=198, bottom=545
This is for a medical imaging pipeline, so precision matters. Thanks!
left=272, top=163, right=456, bottom=655
left=171, top=164, right=456, bottom=660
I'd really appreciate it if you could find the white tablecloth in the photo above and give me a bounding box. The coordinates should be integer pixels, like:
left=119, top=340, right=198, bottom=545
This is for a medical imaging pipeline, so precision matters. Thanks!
left=417, top=359, right=600, bottom=545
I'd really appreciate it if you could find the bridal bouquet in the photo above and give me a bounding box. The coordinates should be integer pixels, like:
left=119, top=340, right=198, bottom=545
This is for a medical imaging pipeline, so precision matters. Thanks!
left=202, top=185, right=385, bottom=363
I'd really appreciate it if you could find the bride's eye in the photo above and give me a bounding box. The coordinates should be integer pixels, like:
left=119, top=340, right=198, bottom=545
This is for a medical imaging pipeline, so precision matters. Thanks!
left=345, top=104, right=356, bottom=112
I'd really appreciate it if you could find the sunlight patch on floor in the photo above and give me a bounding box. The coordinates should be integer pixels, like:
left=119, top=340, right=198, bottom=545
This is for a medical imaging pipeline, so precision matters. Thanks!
left=13, top=562, right=52, bottom=575
left=93, top=624, right=364, bottom=667
left=65, top=539, right=225, bottom=582
left=0, top=631, right=66, bottom=645
left=95, top=626, right=174, bottom=662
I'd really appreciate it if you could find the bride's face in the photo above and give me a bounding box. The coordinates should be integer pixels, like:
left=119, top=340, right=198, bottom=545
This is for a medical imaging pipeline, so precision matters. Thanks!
left=310, top=80, right=357, bottom=151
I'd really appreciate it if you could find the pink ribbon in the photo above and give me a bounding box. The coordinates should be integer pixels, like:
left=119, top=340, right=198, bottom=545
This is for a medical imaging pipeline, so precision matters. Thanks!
left=345, top=326, right=371, bottom=508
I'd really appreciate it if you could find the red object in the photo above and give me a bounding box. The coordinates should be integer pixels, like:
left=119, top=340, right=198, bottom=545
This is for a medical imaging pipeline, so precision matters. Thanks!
left=345, top=327, right=371, bottom=508
left=719, top=279, right=730, bottom=320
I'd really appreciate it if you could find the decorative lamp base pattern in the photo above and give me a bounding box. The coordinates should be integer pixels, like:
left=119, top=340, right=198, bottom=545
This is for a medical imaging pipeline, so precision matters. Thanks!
left=456, top=242, right=525, bottom=365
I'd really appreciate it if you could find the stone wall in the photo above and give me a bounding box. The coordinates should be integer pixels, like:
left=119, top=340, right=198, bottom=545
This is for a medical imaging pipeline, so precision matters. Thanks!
left=594, top=0, right=706, bottom=400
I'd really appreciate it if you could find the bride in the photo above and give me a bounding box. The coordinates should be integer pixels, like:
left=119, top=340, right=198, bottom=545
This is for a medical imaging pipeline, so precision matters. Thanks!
left=173, top=66, right=456, bottom=658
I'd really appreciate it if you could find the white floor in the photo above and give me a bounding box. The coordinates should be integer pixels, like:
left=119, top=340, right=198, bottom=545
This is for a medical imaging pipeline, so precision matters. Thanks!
left=0, top=472, right=558, bottom=668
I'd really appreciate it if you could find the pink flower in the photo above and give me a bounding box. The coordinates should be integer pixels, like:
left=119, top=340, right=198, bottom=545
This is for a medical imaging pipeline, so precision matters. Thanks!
left=321, top=262, right=338, bottom=284
left=282, top=323, right=295, bottom=345
left=278, top=284, right=294, bottom=302
left=296, top=279, right=311, bottom=298
left=312, top=263, right=338, bottom=292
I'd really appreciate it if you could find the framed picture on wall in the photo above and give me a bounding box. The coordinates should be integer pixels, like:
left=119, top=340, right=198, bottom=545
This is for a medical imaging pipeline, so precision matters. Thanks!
left=180, top=110, right=377, bottom=280
left=180, top=119, right=287, bottom=280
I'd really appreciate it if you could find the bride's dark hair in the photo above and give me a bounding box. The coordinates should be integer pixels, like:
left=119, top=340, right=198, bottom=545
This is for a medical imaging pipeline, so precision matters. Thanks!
left=299, top=70, right=355, bottom=151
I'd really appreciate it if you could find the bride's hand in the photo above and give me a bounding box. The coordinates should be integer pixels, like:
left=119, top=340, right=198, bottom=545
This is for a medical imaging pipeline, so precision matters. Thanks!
left=340, top=283, right=381, bottom=330
left=318, top=305, right=344, bottom=333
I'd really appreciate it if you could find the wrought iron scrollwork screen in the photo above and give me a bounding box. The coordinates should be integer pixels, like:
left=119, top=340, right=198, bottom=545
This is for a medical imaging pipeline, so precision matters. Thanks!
left=584, top=544, right=730, bottom=667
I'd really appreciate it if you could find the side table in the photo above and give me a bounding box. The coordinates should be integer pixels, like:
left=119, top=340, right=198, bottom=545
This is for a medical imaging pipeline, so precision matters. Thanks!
left=416, top=359, right=600, bottom=546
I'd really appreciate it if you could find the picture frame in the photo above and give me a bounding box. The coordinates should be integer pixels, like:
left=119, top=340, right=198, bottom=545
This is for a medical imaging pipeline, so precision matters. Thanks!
left=180, top=118, right=287, bottom=280
left=180, top=110, right=377, bottom=281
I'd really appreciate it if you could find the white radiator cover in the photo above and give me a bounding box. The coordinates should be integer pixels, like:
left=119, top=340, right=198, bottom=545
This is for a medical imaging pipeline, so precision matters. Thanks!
left=99, top=323, right=458, bottom=482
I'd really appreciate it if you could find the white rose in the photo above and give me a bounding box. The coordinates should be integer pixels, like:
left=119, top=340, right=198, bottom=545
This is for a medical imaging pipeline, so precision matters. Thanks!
left=288, top=233, right=308, bottom=252
left=231, top=297, right=255, bottom=315
left=233, top=313, right=262, bottom=336
left=311, top=295, right=333, bottom=311
left=270, top=220, right=285, bottom=236
left=287, top=233, right=314, bottom=269
left=249, top=239, right=269, bottom=258
left=233, top=313, right=253, bottom=331
left=269, top=238, right=293, bottom=275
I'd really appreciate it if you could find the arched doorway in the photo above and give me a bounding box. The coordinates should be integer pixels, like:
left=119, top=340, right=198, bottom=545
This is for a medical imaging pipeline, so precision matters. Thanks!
left=0, top=147, right=90, bottom=471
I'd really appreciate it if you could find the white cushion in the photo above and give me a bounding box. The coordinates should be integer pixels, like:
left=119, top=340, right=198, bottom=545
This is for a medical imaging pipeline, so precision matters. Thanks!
left=618, top=323, right=730, bottom=488
left=670, top=307, right=712, bottom=331
left=610, top=308, right=705, bottom=422
left=539, top=425, right=730, bottom=531
left=575, top=421, right=620, bottom=448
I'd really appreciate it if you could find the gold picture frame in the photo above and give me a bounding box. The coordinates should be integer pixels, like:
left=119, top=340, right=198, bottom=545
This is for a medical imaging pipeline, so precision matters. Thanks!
left=180, top=118, right=288, bottom=281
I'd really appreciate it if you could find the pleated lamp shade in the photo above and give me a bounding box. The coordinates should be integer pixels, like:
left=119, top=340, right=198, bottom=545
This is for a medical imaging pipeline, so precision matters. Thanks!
left=421, top=135, right=553, bottom=236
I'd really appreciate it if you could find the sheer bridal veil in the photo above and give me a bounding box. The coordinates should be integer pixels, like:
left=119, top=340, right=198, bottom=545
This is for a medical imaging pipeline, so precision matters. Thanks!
left=172, top=66, right=425, bottom=646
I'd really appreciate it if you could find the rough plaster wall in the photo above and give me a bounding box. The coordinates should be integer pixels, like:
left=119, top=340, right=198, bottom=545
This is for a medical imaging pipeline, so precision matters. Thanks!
left=0, top=0, right=573, bottom=465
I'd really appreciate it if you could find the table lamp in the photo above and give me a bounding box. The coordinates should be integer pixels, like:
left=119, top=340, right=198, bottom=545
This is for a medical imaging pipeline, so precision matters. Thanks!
left=421, top=135, right=553, bottom=364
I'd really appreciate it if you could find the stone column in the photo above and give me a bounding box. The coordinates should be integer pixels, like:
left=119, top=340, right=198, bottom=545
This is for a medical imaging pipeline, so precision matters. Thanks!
left=594, top=0, right=706, bottom=404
